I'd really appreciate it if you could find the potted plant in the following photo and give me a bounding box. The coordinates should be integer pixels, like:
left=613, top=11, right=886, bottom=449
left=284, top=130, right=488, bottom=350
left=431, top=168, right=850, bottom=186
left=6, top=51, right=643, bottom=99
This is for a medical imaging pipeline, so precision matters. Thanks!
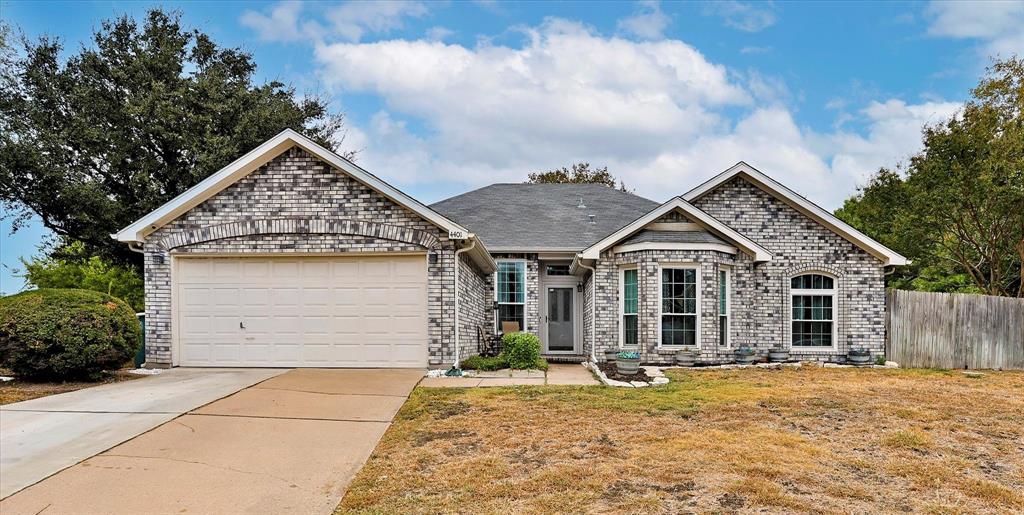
left=768, top=347, right=789, bottom=363
left=615, top=351, right=641, bottom=375
left=604, top=348, right=620, bottom=363
left=847, top=347, right=871, bottom=366
left=734, top=346, right=757, bottom=365
left=675, top=349, right=696, bottom=367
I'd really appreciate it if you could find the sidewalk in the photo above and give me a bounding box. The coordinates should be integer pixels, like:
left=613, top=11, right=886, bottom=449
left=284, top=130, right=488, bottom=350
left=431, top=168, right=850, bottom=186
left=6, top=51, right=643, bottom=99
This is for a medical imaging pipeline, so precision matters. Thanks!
left=419, top=363, right=599, bottom=387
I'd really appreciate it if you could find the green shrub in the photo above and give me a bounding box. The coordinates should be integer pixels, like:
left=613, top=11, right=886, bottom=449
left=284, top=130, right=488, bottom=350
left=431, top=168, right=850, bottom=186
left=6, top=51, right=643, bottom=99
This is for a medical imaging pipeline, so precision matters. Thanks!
left=460, top=354, right=508, bottom=371
left=503, top=332, right=541, bottom=369
left=0, top=289, right=141, bottom=381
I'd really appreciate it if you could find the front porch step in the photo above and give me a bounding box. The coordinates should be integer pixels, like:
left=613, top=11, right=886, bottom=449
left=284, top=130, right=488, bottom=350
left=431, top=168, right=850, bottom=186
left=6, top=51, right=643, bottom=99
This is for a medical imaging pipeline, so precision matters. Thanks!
left=542, top=354, right=588, bottom=364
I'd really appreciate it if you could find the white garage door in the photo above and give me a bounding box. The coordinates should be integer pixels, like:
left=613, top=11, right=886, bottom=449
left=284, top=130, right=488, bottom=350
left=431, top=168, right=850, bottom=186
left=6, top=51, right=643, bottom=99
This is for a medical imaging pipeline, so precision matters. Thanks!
left=174, top=255, right=428, bottom=367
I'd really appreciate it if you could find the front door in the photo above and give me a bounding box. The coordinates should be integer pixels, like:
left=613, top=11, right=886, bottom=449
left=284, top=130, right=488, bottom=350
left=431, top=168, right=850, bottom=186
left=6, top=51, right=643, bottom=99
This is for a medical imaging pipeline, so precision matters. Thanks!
left=546, top=287, right=575, bottom=352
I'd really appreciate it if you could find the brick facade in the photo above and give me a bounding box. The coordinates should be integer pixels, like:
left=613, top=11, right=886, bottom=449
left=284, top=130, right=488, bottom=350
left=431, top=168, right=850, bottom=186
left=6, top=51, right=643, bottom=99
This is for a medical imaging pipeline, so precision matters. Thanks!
left=586, top=176, right=886, bottom=364
left=141, top=147, right=487, bottom=367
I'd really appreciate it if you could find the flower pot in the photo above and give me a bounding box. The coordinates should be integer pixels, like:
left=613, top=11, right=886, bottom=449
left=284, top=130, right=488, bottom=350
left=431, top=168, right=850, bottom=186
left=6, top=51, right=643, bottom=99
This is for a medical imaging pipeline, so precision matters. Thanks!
left=847, top=349, right=872, bottom=366
left=675, top=349, right=696, bottom=367
left=604, top=348, right=620, bottom=363
left=616, top=357, right=641, bottom=375
left=734, top=347, right=758, bottom=365
left=768, top=348, right=789, bottom=363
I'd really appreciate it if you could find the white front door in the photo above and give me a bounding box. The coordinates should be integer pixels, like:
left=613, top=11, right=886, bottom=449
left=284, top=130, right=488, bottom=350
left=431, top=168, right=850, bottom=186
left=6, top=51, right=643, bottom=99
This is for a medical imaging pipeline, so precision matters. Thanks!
left=174, top=255, right=428, bottom=367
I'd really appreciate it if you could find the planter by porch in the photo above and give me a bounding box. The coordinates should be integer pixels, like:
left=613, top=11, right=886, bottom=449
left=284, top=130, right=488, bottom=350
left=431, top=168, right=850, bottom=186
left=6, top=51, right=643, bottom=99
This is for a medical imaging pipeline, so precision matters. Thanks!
left=768, top=348, right=790, bottom=363
left=675, top=349, right=696, bottom=367
left=734, top=346, right=758, bottom=365
left=604, top=348, right=620, bottom=363
left=615, top=351, right=641, bottom=375
left=847, top=348, right=872, bottom=366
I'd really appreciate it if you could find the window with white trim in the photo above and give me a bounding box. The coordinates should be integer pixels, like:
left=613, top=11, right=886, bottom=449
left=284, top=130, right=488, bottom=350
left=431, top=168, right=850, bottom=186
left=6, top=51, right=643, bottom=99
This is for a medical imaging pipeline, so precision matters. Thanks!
left=718, top=269, right=729, bottom=347
left=621, top=268, right=638, bottom=346
left=790, top=273, right=836, bottom=348
left=496, top=261, right=526, bottom=332
left=660, top=267, right=698, bottom=346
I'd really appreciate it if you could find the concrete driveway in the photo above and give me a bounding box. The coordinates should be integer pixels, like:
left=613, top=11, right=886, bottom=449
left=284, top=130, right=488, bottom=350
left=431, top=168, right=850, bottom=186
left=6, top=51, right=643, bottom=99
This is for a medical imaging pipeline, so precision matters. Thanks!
left=0, top=368, right=285, bottom=498
left=0, top=368, right=423, bottom=515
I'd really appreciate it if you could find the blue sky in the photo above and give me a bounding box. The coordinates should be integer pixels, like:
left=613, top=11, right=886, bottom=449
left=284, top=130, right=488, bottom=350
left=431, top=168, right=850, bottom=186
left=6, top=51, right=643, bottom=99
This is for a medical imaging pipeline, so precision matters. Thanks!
left=1, top=0, right=1021, bottom=294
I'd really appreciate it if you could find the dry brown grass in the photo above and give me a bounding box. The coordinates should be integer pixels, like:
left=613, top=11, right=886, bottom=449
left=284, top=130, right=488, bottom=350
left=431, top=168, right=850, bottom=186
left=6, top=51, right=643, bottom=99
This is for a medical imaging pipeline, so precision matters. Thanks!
left=336, top=367, right=1024, bottom=514
left=0, top=369, right=143, bottom=405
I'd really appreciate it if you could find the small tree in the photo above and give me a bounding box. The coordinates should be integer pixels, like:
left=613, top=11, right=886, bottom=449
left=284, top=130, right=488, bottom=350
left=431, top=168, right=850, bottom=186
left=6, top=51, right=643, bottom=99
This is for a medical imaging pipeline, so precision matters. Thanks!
left=528, top=162, right=630, bottom=191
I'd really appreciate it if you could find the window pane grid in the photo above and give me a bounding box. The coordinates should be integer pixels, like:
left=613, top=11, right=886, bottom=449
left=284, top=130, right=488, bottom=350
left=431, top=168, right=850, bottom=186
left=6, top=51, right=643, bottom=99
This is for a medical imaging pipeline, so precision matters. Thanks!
left=791, top=274, right=835, bottom=347
left=661, top=267, right=697, bottom=346
left=497, top=261, right=526, bottom=331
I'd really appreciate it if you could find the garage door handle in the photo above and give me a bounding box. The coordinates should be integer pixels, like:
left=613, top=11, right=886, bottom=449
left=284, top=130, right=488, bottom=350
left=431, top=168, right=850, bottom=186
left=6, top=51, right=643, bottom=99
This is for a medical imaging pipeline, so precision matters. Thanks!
left=239, top=321, right=246, bottom=330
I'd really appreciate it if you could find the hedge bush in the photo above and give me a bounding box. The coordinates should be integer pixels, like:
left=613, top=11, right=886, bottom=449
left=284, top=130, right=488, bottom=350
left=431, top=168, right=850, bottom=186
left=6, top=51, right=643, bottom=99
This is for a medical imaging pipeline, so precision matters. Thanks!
left=503, top=332, right=541, bottom=369
left=460, top=354, right=508, bottom=371
left=0, top=289, right=141, bottom=381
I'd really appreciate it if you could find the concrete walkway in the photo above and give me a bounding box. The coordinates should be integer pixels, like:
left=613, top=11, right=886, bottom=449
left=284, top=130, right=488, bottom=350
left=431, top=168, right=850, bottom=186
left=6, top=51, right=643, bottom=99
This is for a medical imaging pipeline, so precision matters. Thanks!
left=419, top=363, right=600, bottom=387
left=0, top=368, right=285, bottom=499
left=0, top=368, right=424, bottom=515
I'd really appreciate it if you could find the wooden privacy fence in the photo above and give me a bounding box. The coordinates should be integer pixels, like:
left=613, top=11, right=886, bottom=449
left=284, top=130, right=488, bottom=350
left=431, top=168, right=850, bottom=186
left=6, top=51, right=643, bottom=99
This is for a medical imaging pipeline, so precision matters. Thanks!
left=886, top=289, right=1024, bottom=370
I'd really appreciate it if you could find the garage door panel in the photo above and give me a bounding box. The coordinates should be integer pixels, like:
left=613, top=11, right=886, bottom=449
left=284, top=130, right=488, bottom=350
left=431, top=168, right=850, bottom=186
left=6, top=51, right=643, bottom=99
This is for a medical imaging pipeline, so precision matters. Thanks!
left=176, top=255, right=427, bottom=367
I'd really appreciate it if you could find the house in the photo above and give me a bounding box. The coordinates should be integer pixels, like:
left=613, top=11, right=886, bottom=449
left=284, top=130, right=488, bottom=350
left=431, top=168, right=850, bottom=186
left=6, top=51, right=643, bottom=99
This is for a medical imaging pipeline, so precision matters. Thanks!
left=114, top=129, right=908, bottom=368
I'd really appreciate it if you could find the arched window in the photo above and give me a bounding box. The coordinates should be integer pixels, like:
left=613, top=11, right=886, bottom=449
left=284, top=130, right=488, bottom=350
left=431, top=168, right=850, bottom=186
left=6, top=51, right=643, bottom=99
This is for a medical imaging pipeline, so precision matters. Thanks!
left=790, top=273, right=836, bottom=349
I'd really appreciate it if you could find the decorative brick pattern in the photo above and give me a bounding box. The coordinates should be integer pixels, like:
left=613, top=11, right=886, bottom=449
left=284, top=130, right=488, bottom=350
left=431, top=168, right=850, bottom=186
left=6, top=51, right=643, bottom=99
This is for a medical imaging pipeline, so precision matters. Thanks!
left=141, top=146, right=483, bottom=366
left=586, top=177, right=886, bottom=364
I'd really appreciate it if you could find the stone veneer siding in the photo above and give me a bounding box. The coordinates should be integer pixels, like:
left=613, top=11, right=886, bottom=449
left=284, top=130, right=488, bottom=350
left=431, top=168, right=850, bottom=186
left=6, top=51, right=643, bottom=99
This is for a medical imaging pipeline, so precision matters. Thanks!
left=589, top=176, right=887, bottom=364
left=142, top=146, right=486, bottom=367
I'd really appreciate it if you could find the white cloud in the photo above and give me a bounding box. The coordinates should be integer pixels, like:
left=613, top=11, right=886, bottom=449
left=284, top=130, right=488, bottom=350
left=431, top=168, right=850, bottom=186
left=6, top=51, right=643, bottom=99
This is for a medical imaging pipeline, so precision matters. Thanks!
left=327, top=0, right=428, bottom=42
left=617, top=0, right=672, bottom=40
left=925, top=0, right=1024, bottom=56
left=320, top=18, right=958, bottom=209
left=703, top=1, right=778, bottom=33
left=240, top=1, right=313, bottom=43
left=425, top=26, right=454, bottom=42
left=240, top=1, right=428, bottom=43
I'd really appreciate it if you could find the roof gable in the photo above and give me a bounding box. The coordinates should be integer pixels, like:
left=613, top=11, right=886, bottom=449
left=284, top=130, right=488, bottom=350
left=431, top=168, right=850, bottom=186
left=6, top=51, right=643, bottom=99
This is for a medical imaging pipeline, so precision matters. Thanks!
left=113, top=129, right=471, bottom=243
left=578, top=197, right=773, bottom=262
left=682, top=162, right=909, bottom=266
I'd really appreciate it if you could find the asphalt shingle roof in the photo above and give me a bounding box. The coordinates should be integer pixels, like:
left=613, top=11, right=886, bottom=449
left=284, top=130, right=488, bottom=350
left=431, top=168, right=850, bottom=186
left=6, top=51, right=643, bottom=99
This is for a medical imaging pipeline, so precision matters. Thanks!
left=620, top=230, right=728, bottom=246
left=430, top=183, right=659, bottom=250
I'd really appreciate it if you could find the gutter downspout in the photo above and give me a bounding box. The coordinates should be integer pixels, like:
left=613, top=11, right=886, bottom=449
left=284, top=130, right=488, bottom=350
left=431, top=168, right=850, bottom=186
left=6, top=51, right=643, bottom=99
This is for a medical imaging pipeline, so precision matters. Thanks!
left=453, top=239, right=477, bottom=368
left=578, top=259, right=597, bottom=364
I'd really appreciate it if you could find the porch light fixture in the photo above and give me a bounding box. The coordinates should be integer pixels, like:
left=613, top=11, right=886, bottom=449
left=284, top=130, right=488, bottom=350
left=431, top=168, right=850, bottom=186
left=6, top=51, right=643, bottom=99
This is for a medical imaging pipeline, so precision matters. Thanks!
left=428, top=252, right=439, bottom=264
left=577, top=282, right=583, bottom=292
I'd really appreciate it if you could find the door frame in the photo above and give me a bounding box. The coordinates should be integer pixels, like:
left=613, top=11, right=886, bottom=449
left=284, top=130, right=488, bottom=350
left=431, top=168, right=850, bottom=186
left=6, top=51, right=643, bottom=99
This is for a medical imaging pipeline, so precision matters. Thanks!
left=538, top=262, right=581, bottom=355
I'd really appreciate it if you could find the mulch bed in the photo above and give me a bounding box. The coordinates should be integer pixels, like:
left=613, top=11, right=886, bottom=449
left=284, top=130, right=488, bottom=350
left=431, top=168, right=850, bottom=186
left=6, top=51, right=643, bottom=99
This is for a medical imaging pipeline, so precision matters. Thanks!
left=597, top=362, right=653, bottom=382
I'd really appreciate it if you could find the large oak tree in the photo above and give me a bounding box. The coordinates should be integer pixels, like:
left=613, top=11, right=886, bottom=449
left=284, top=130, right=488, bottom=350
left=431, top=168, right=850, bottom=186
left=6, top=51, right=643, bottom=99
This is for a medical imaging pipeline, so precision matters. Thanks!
left=837, top=58, right=1024, bottom=297
left=0, top=10, right=346, bottom=268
